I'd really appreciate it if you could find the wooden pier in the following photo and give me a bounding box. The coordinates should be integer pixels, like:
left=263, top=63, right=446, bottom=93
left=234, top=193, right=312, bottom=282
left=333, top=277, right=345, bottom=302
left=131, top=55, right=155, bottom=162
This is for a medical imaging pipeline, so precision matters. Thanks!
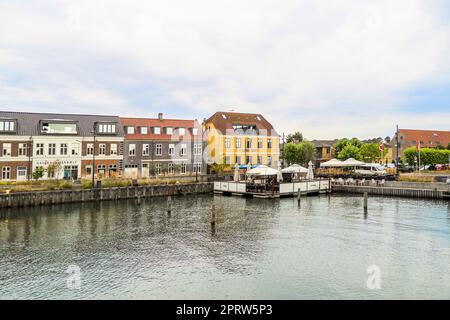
left=333, top=184, right=447, bottom=200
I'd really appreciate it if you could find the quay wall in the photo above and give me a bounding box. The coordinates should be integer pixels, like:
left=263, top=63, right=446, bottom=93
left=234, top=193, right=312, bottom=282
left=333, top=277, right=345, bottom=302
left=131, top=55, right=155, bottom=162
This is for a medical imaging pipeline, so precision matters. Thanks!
left=0, top=183, right=213, bottom=208
left=333, top=184, right=446, bottom=200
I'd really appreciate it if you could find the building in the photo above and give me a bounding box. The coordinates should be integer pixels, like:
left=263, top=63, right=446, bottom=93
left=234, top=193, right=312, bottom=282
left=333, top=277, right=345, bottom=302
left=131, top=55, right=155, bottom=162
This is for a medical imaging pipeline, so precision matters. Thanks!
left=120, top=113, right=205, bottom=178
left=311, top=140, right=337, bottom=168
left=0, top=111, right=124, bottom=181
left=203, top=111, right=280, bottom=169
left=392, top=129, right=450, bottom=160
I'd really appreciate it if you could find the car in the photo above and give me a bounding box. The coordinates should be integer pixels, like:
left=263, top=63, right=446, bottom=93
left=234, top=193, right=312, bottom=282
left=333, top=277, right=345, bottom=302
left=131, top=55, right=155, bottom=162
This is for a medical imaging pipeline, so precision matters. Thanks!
left=436, top=164, right=448, bottom=171
left=398, top=164, right=414, bottom=173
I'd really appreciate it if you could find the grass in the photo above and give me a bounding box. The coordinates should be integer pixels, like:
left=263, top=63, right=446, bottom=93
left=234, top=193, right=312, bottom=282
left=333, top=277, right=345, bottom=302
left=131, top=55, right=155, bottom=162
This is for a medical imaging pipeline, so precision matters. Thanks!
left=399, top=175, right=434, bottom=183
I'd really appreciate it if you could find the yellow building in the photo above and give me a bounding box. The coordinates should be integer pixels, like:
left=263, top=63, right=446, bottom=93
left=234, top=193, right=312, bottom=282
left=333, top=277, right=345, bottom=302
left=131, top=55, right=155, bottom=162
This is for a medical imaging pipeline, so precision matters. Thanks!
left=203, top=112, right=280, bottom=169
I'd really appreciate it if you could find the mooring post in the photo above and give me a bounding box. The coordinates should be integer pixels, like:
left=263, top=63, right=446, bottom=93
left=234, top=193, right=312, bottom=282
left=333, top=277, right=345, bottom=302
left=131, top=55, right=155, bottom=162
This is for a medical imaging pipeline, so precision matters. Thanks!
left=167, top=195, right=172, bottom=214
left=297, top=188, right=301, bottom=206
left=363, top=192, right=368, bottom=211
left=211, top=204, right=216, bottom=225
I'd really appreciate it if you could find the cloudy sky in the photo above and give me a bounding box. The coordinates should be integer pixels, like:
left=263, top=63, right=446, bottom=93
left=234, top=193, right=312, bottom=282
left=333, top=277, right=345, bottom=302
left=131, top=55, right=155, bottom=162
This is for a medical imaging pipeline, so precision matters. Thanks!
left=0, top=0, right=449, bottom=139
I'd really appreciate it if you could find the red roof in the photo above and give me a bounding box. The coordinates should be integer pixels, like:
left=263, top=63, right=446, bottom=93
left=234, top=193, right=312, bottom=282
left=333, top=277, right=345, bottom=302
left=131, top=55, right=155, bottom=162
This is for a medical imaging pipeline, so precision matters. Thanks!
left=120, top=117, right=201, bottom=140
left=399, top=129, right=450, bottom=148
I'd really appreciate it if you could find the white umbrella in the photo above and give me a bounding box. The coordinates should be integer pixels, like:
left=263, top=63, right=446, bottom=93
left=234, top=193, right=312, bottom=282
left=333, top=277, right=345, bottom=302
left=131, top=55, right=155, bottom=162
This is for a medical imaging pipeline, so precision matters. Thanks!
left=246, top=165, right=282, bottom=181
left=233, top=164, right=240, bottom=181
left=281, top=164, right=308, bottom=173
left=342, top=158, right=365, bottom=166
left=306, top=161, right=314, bottom=180
left=320, top=158, right=344, bottom=168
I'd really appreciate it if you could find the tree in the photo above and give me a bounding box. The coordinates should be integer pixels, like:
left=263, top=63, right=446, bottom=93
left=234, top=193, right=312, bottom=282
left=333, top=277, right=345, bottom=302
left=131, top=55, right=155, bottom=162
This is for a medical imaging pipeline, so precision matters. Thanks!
left=286, top=132, right=303, bottom=144
left=333, top=138, right=362, bottom=157
left=447, top=142, right=450, bottom=150
left=46, top=160, right=62, bottom=180
left=403, top=147, right=450, bottom=166
left=283, top=141, right=316, bottom=165
left=360, top=143, right=385, bottom=163
left=32, top=167, right=44, bottom=180
left=337, top=145, right=362, bottom=160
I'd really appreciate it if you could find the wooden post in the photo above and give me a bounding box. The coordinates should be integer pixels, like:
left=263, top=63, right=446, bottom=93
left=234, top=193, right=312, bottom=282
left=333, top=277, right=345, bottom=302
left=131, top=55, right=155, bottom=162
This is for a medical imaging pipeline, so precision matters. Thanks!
left=211, top=204, right=216, bottom=225
left=363, top=192, right=368, bottom=211
left=297, top=188, right=301, bottom=206
left=167, top=196, right=172, bottom=214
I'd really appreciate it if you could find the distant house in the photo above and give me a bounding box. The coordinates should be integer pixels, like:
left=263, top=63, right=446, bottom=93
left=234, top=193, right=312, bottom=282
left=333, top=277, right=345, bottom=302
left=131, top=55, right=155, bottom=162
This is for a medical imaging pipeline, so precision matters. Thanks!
left=0, top=111, right=124, bottom=181
left=392, top=129, right=450, bottom=160
left=311, top=140, right=337, bottom=168
left=203, top=111, right=280, bottom=169
left=120, top=113, right=205, bottom=178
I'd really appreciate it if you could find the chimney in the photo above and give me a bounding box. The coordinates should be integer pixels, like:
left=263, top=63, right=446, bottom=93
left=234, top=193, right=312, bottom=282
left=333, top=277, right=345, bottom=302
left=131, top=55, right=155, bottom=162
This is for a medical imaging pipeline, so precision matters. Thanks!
left=158, top=113, right=163, bottom=120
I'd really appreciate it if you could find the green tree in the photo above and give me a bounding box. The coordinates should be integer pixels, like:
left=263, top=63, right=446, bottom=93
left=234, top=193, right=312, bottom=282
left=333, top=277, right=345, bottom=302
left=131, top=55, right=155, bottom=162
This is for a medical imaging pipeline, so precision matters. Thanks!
left=403, top=147, right=450, bottom=165
left=46, top=160, right=62, bottom=180
left=337, top=145, right=362, bottom=160
left=286, top=132, right=303, bottom=144
left=360, top=143, right=385, bottom=163
left=32, top=167, right=44, bottom=180
left=284, top=142, right=301, bottom=165
left=284, top=141, right=316, bottom=165
left=333, top=138, right=362, bottom=157
left=447, top=142, right=450, bottom=150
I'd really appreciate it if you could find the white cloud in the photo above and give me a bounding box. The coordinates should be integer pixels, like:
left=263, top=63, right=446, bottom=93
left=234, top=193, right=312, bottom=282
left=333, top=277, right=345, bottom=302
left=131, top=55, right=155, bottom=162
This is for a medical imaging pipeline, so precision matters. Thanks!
left=0, top=0, right=449, bottom=138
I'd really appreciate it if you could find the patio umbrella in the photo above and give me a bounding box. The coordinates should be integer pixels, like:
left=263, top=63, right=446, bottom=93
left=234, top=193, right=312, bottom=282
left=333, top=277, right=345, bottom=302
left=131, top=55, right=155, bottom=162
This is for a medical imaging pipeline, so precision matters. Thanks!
left=281, top=164, right=308, bottom=173
left=246, top=165, right=282, bottom=181
left=306, top=161, right=314, bottom=180
left=320, top=158, right=344, bottom=167
left=342, top=158, right=365, bottom=166
left=233, top=164, right=240, bottom=181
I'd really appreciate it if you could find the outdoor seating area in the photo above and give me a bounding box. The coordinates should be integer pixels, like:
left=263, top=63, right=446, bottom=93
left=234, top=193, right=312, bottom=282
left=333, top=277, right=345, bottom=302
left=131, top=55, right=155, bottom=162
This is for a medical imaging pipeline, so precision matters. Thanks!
left=331, top=177, right=386, bottom=187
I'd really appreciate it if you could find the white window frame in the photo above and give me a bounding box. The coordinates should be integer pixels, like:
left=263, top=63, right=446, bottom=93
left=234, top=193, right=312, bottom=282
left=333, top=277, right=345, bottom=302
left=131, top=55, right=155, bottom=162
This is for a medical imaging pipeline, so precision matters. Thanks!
left=60, top=143, right=68, bottom=155
left=166, top=127, right=173, bottom=135
left=18, top=143, right=27, bottom=156
left=154, top=127, right=161, bottom=134
left=168, top=163, right=174, bottom=174
left=110, top=144, right=117, bottom=155
left=2, top=166, right=11, bottom=180
left=129, top=144, right=136, bottom=156
left=99, top=143, right=106, bottom=155
left=155, top=144, right=162, bottom=156
left=225, top=138, right=230, bottom=149
left=2, top=143, right=11, bottom=156
left=180, top=144, right=187, bottom=156
left=178, top=128, right=185, bottom=135
left=142, top=144, right=150, bottom=156
left=127, top=126, right=135, bottom=134
left=168, top=144, right=175, bottom=156
left=140, top=127, right=148, bottom=134
left=36, top=143, right=44, bottom=156
left=48, top=143, right=56, bottom=155
left=181, top=163, right=187, bottom=174
left=236, top=138, right=241, bottom=148
left=87, top=143, right=94, bottom=155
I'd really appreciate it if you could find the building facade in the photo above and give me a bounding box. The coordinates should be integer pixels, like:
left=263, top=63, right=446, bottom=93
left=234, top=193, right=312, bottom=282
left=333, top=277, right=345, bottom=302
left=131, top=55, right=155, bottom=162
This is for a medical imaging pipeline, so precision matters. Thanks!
left=0, top=111, right=123, bottom=181
left=203, top=111, right=280, bottom=169
left=120, top=113, right=205, bottom=178
left=392, top=129, right=450, bottom=160
left=311, top=139, right=336, bottom=168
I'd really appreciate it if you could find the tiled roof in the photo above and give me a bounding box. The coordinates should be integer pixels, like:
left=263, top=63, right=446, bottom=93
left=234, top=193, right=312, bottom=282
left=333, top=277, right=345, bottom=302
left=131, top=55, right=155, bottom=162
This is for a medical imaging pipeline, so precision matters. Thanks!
left=0, top=110, right=124, bottom=137
left=311, top=139, right=337, bottom=147
left=204, top=111, right=278, bottom=136
left=399, top=129, right=450, bottom=147
left=120, top=117, right=200, bottom=140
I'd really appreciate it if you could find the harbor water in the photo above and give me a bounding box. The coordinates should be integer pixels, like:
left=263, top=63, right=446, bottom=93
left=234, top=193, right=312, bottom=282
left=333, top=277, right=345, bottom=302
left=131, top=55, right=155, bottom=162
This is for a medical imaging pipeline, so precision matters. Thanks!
left=0, top=194, right=449, bottom=299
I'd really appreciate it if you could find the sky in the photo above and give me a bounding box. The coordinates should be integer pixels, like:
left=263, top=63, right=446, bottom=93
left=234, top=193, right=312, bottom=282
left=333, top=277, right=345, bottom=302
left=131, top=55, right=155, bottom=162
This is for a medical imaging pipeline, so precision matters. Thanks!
left=0, top=0, right=449, bottom=140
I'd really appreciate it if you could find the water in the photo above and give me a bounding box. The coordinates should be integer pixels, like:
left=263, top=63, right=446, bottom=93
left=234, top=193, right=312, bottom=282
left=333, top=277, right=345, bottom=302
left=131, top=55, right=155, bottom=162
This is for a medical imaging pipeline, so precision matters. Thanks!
left=0, top=194, right=449, bottom=299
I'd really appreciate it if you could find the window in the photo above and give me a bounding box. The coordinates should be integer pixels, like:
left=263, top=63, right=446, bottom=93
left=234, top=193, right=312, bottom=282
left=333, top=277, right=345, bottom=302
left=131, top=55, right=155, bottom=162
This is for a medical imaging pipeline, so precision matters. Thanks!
left=193, top=163, right=201, bottom=173
left=192, top=128, right=198, bottom=135
left=48, top=143, right=56, bottom=155
left=140, top=127, right=148, bottom=134
left=87, top=143, right=94, bottom=155
left=246, top=156, right=252, bottom=164
left=2, top=143, right=11, bottom=156
left=225, top=138, right=231, bottom=149
left=168, top=163, right=174, bottom=174
left=258, top=156, right=262, bottom=164
left=108, top=164, right=117, bottom=174
left=110, top=144, right=117, bottom=155
left=178, top=128, right=185, bottom=135
left=154, top=127, right=161, bottom=134
left=236, top=138, right=241, bottom=148
left=166, top=127, right=173, bottom=135
left=258, top=139, right=263, bottom=148
left=97, top=164, right=106, bottom=174
left=18, top=143, right=27, bottom=156
left=60, top=143, right=68, bottom=155
left=42, top=122, right=77, bottom=134
left=17, top=167, right=27, bottom=179
left=194, top=143, right=202, bottom=155
left=181, top=163, right=187, bottom=174
left=98, top=123, right=116, bottom=134
left=2, top=167, right=11, bottom=180
left=268, top=156, right=272, bottom=166
left=225, top=156, right=230, bottom=164
left=180, top=144, right=187, bottom=156
left=0, top=120, right=15, bottom=132
left=168, top=144, right=175, bottom=156
left=36, top=143, right=44, bottom=156
left=268, top=139, right=272, bottom=149
left=99, top=144, right=106, bottom=155
left=236, top=156, right=241, bottom=164
left=85, top=165, right=92, bottom=176
left=156, top=144, right=162, bottom=156
left=127, top=126, right=135, bottom=134
left=155, top=163, right=161, bottom=175
left=142, top=144, right=150, bottom=156
left=246, top=139, right=252, bottom=149
left=129, top=144, right=136, bottom=156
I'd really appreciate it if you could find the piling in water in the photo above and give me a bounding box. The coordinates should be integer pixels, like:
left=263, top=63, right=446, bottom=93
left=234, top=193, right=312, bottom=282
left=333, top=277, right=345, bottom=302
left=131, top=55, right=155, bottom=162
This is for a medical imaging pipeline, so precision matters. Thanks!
left=297, top=188, right=301, bottom=206
left=363, top=192, right=368, bottom=211
left=167, top=196, right=172, bottom=214
left=211, top=204, right=216, bottom=225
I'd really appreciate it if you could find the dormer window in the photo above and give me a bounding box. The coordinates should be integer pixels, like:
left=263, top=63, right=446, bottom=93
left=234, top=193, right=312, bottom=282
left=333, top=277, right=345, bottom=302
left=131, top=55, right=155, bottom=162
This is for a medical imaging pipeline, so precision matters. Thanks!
left=140, top=127, right=148, bottom=134
left=154, top=127, right=161, bottom=134
left=166, top=127, right=173, bottom=135
left=192, top=128, right=198, bottom=135
left=178, top=128, right=185, bottom=135
left=97, top=123, right=117, bottom=134
left=0, top=119, right=16, bottom=133
left=126, top=126, right=135, bottom=134
left=41, top=120, right=77, bottom=134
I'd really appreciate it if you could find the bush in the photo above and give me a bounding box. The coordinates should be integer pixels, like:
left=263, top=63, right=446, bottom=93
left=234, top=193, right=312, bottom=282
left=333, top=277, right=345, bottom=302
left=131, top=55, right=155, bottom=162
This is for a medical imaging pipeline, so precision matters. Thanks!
left=403, top=147, right=450, bottom=166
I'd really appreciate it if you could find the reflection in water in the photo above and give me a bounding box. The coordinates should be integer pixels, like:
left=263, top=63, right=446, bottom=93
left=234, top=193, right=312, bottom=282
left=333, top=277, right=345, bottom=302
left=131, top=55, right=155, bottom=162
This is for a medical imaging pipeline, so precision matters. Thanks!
left=0, top=194, right=449, bottom=299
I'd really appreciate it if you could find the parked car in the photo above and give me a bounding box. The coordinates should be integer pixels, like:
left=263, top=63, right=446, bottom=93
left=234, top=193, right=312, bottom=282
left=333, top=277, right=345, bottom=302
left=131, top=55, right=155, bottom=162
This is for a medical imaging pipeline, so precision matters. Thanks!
left=436, top=164, right=448, bottom=171
left=398, top=164, right=414, bottom=173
